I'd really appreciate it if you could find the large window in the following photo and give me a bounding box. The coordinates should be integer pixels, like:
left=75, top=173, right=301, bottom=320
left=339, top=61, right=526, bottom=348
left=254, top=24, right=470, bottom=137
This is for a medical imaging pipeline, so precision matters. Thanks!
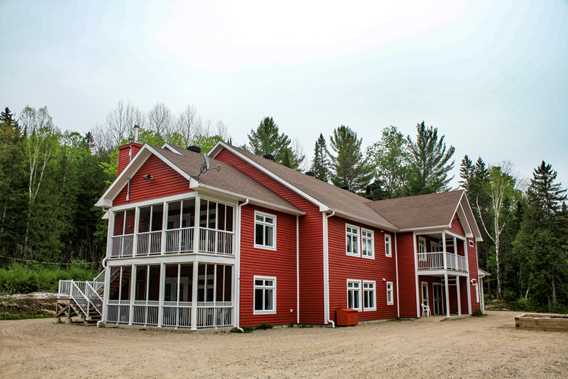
left=386, top=281, right=394, bottom=305
left=361, top=229, right=374, bottom=259
left=362, top=280, right=376, bottom=311
left=385, top=233, right=392, bottom=257
left=347, top=279, right=361, bottom=310
left=254, top=276, right=276, bottom=314
left=254, top=211, right=276, bottom=250
left=346, top=225, right=360, bottom=257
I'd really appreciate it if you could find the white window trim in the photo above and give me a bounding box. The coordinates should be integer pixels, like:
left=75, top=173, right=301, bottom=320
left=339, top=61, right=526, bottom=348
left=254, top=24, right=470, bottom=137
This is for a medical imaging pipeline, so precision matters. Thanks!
left=253, top=275, right=277, bottom=315
left=384, top=233, right=392, bottom=258
left=346, top=224, right=361, bottom=257
left=361, top=228, right=375, bottom=259
left=346, top=279, right=362, bottom=311
left=254, top=211, right=277, bottom=251
left=386, top=281, right=394, bottom=305
left=418, top=236, right=427, bottom=262
left=362, top=280, right=377, bottom=311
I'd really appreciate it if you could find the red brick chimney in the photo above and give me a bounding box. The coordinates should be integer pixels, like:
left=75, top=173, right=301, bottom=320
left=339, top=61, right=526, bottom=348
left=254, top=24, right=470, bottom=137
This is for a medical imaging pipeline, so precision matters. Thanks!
left=116, top=124, right=142, bottom=175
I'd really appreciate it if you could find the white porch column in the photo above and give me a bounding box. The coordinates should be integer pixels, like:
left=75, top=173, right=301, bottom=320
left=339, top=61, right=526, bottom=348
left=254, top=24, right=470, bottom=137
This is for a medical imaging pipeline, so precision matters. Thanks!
left=102, top=265, right=111, bottom=323
left=191, top=261, right=199, bottom=330
left=442, top=231, right=447, bottom=270
left=453, top=236, right=458, bottom=269
left=133, top=207, right=140, bottom=257
left=480, top=277, right=485, bottom=313
left=161, top=202, right=168, bottom=254
left=129, top=264, right=137, bottom=325
left=194, top=195, right=200, bottom=254
left=444, top=273, right=450, bottom=318
left=465, top=240, right=472, bottom=315
left=412, top=232, right=420, bottom=318
left=456, top=275, right=461, bottom=316
left=158, top=262, right=165, bottom=327
left=106, top=210, right=115, bottom=259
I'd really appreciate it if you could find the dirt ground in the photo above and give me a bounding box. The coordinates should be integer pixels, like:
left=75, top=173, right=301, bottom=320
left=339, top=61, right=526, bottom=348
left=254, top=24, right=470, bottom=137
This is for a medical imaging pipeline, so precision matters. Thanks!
left=0, top=311, right=566, bottom=378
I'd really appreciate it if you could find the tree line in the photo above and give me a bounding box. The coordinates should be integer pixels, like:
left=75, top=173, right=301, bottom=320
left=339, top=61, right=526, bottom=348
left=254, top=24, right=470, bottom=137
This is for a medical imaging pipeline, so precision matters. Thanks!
left=0, top=103, right=566, bottom=310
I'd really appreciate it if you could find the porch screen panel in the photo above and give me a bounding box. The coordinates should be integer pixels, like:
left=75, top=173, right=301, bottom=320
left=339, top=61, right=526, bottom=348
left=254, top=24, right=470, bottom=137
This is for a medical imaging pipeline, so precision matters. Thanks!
left=182, top=199, right=195, bottom=228
left=139, top=207, right=151, bottom=233
left=114, top=212, right=124, bottom=235
left=135, top=266, right=148, bottom=300
left=178, top=264, right=193, bottom=327
left=167, top=202, right=181, bottom=229
left=124, top=209, right=135, bottom=234
left=109, top=267, right=121, bottom=300
left=146, top=265, right=160, bottom=325
left=151, top=204, right=163, bottom=231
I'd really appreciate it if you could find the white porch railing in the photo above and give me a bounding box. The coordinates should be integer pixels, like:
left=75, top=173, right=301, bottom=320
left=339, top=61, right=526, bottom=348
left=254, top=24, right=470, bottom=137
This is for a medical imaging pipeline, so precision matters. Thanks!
left=111, top=234, right=134, bottom=258
left=136, top=231, right=162, bottom=256
left=162, top=301, right=193, bottom=328
left=196, top=302, right=233, bottom=328
left=107, top=300, right=131, bottom=324
left=165, top=227, right=194, bottom=254
left=417, top=252, right=468, bottom=273
left=132, top=301, right=159, bottom=326
left=198, top=228, right=234, bottom=256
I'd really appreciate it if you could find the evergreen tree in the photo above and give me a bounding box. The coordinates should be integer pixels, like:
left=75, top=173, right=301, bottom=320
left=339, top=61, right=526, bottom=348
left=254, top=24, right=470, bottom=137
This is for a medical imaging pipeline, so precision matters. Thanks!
left=247, top=117, right=303, bottom=168
left=367, top=126, right=409, bottom=198
left=459, top=155, right=475, bottom=191
left=527, top=161, right=567, bottom=217
left=329, top=125, right=372, bottom=193
left=310, top=134, right=330, bottom=181
left=406, top=121, right=455, bottom=195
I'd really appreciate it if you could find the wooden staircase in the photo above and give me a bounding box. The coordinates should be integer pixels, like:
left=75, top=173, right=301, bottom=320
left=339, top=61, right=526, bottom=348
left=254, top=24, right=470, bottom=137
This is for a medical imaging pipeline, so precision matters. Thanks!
left=57, top=271, right=106, bottom=325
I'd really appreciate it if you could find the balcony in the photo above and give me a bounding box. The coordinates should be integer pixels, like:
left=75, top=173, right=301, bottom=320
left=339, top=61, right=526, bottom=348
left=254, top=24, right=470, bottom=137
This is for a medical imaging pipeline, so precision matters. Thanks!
left=417, top=251, right=468, bottom=273
left=109, top=196, right=235, bottom=259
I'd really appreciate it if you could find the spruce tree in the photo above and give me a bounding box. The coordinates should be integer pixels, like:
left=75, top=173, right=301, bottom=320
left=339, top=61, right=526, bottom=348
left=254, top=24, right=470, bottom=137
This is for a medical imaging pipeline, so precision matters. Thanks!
left=329, top=125, right=372, bottom=193
left=459, top=155, right=474, bottom=191
left=406, top=121, right=455, bottom=195
left=247, top=117, right=303, bottom=168
left=527, top=161, right=567, bottom=218
left=310, top=134, right=330, bottom=181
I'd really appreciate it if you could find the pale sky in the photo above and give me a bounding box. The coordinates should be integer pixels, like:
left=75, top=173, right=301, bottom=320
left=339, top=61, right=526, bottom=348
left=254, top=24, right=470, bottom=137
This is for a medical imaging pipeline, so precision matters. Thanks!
left=1, top=0, right=567, bottom=185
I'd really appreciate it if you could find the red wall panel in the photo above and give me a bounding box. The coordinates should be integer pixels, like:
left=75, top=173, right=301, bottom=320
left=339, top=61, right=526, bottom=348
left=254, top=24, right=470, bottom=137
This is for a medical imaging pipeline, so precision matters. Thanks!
left=450, top=215, right=465, bottom=237
left=327, top=217, right=398, bottom=321
left=468, top=238, right=481, bottom=313
left=396, top=232, right=418, bottom=318
left=113, top=154, right=191, bottom=206
left=239, top=205, right=298, bottom=327
left=215, top=149, right=324, bottom=324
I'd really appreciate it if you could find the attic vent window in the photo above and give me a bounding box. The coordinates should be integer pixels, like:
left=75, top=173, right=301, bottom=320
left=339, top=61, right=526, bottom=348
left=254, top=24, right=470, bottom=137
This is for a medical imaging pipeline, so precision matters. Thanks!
left=143, top=174, right=154, bottom=181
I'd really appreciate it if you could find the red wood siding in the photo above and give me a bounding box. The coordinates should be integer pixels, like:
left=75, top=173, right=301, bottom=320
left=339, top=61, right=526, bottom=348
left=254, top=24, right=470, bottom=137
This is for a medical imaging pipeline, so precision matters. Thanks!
left=327, top=217, right=397, bottom=321
left=468, top=238, right=481, bottom=313
left=239, top=205, right=297, bottom=327
left=396, top=232, right=418, bottom=318
left=450, top=215, right=465, bottom=237
left=215, top=148, right=324, bottom=324
left=117, top=143, right=142, bottom=175
left=113, top=154, right=191, bottom=206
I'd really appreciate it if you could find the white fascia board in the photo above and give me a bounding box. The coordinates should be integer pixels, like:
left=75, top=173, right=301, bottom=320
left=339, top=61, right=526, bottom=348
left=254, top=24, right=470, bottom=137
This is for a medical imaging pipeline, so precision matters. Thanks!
left=447, top=191, right=465, bottom=227
left=161, top=143, right=183, bottom=155
left=208, top=141, right=330, bottom=212
left=191, top=182, right=305, bottom=216
left=332, top=210, right=398, bottom=232
left=461, top=194, right=484, bottom=242
left=399, top=225, right=450, bottom=232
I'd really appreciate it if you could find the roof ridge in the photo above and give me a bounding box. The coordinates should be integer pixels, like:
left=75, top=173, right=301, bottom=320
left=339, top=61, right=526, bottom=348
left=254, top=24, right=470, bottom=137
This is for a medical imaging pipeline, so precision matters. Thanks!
left=367, top=189, right=464, bottom=205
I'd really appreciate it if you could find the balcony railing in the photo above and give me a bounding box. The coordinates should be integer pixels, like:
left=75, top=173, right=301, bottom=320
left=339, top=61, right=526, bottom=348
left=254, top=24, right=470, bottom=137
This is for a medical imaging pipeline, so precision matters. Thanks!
left=417, top=252, right=468, bottom=273
left=110, top=227, right=234, bottom=259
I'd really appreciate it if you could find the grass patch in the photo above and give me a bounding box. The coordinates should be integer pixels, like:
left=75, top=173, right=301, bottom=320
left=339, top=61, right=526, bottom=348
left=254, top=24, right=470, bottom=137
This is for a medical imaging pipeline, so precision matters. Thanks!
left=0, top=263, right=97, bottom=295
left=0, top=310, right=51, bottom=320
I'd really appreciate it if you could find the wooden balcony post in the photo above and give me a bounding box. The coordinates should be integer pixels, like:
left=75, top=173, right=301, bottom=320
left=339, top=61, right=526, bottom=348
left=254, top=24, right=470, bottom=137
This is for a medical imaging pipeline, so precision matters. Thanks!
left=161, top=202, right=168, bottom=255
left=194, top=195, right=200, bottom=254
left=442, top=231, right=447, bottom=270
left=191, top=262, right=199, bottom=330
left=106, top=210, right=115, bottom=259
left=444, top=272, right=450, bottom=318
left=453, top=236, right=458, bottom=270
left=158, top=263, right=165, bottom=327
left=133, top=207, right=140, bottom=257
left=129, top=264, right=136, bottom=325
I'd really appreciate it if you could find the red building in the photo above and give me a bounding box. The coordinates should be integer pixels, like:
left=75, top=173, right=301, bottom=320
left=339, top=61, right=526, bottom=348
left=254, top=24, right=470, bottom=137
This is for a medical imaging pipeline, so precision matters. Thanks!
left=61, top=140, right=485, bottom=329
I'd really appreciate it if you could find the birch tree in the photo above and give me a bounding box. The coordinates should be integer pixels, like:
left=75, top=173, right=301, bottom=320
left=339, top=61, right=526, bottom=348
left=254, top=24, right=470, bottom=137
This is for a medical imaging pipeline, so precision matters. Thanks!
left=18, top=106, right=58, bottom=258
left=173, top=104, right=199, bottom=147
left=475, top=165, right=516, bottom=299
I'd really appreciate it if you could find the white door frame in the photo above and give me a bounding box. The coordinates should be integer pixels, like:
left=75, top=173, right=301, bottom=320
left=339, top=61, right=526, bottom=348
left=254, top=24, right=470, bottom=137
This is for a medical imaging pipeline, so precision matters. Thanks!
left=420, top=281, right=429, bottom=316
left=432, top=282, right=444, bottom=316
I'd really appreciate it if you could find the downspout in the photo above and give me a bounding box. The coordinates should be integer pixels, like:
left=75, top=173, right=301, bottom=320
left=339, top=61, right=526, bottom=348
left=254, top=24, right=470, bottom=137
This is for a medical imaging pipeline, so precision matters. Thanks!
left=322, top=210, right=336, bottom=328
left=296, top=215, right=300, bottom=325
left=394, top=232, right=400, bottom=319
left=234, top=198, right=249, bottom=331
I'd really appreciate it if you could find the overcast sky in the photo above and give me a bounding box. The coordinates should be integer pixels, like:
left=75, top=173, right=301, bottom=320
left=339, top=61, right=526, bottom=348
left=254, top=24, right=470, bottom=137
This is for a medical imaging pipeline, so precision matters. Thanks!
left=1, top=0, right=567, bottom=185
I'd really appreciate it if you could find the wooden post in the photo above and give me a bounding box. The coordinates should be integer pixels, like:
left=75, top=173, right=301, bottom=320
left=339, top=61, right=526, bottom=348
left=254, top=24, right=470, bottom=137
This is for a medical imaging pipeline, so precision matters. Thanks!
left=444, top=272, right=450, bottom=318
left=161, top=202, right=168, bottom=255
left=465, top=239, right=472, bottom=315
left=158, top=263, right=165, bottom=327
left=129, top=264, right=136, bottom=325
left=133, top=207, right=140, bottom=257
left=442, top=232, right=447, bottom=270
left=194, top=195, right=200, bottom=254
left=191, top=262, right=199, bottom=330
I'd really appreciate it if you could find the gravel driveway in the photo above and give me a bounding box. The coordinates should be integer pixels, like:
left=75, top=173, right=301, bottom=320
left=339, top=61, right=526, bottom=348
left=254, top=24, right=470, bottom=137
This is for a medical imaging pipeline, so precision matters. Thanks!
left=1, top=311, right=566, bottom=378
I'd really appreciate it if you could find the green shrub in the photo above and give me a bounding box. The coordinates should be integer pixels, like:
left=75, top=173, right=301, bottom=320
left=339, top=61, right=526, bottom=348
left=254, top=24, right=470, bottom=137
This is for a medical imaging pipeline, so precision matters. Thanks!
left=0, top=263, right=97, bottom=294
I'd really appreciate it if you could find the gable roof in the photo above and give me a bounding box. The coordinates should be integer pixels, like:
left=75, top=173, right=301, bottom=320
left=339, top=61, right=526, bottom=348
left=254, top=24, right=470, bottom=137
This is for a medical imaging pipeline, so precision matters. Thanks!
left=210, top=142, right=397, bottom=231
left=367, top=190, right=483, bottom=240
left=96, top=144, right=303, bottom=215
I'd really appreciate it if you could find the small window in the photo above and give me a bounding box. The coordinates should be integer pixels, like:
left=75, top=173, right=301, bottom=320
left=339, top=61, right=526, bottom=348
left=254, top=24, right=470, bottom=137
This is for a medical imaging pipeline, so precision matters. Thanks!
left=418, top=237, right=427, bottom=262
left=254, top=276, right=276, bottom=314
left=386, top=281, right=394, bottom=305
left=346, top=225, right=360, bottom=257
left=254, top=211, right=276, bottom=250
left=385, top=233, right=392, bottom=257
left=363, top=281, right=376, bottom=311
left=347, top=279, right=362, bottom=310
left=361, top=229, right=374, bottom=259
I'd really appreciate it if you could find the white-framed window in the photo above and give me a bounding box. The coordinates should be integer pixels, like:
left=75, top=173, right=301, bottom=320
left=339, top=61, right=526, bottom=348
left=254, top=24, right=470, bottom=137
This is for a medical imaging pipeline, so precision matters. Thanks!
left=254, top=211, right=276, bottom=250
left=385, top=233, right=392, bottom=257
left=253, top=276, right=276, bottom=314
left=430, top=240, right=440, bottom=252
left=346, top=279, right=362, bottom=310
left=386, top=281, right=394, bottom=305
left=346, top=224, right=360, bottom=257
left=361, top=228, right=375, bottom=259
left=418, top=236, right=427, bottom=261
left=362, top=280, right=376, bottom=311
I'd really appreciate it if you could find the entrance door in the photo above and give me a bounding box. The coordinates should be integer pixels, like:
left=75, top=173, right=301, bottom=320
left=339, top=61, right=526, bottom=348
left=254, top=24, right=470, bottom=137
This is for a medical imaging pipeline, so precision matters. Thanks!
left=421, top=282, right=429, bottom=315
left=433, top=283, right=444, bottom=316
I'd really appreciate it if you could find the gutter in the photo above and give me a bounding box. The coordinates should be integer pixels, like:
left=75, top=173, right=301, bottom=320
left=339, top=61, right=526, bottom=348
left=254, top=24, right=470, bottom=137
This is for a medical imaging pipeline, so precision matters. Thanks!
left=322, top=209, right=336, bottom=328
